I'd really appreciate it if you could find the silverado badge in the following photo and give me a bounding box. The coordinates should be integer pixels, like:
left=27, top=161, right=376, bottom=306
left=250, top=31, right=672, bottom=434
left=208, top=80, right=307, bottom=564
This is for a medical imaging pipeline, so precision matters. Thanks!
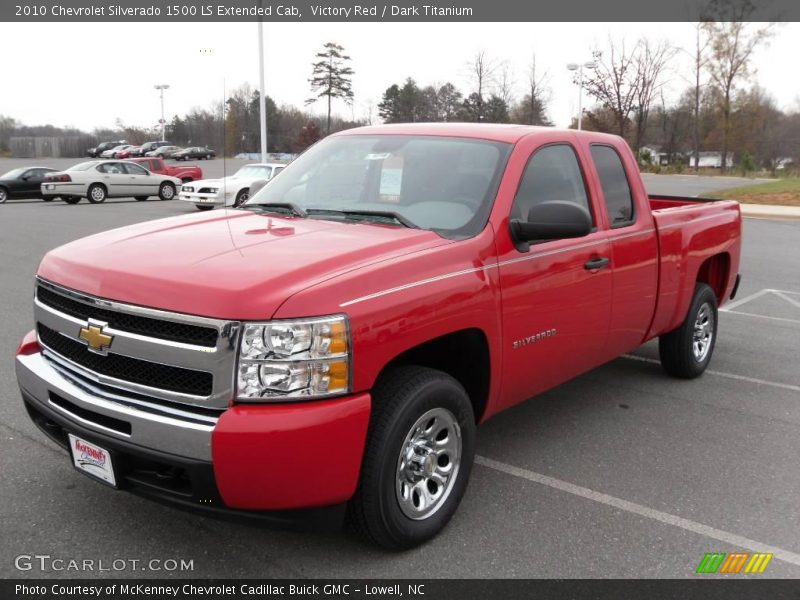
left=79, top=320, right=113, bottom=355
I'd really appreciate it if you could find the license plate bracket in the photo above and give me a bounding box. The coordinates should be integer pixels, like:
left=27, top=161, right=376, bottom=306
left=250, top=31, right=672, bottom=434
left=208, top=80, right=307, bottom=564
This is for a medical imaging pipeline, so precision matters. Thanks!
left=68, top=433, right=118, bottom=488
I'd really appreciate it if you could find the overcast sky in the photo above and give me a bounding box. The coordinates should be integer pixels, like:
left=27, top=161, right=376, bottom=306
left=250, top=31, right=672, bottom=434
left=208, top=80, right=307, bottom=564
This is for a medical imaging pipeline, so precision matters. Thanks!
left=1, top=21, right=797, bottom=132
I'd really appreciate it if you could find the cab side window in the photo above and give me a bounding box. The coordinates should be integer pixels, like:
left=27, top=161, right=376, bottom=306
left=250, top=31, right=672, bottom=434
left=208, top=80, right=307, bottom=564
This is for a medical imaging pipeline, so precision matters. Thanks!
left=511, top=144, right=592, bottom=224
left=590, top=145, right=635, bottom=227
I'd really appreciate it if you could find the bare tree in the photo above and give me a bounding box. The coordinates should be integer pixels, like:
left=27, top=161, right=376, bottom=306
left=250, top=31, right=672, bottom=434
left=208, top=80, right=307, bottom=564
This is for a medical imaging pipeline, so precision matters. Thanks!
left=582, top=39, right=640, bottom=139
left=497, top=63, right=515, bottom=108
left=686, top=23, right=711, bottom=170
left=466, top=51, right=498, bottom=121
left=702, top=3, right=772, bottom=172
left=632, top=40, right=675, bottom=153
left=516, top=54, right=551, bottom=126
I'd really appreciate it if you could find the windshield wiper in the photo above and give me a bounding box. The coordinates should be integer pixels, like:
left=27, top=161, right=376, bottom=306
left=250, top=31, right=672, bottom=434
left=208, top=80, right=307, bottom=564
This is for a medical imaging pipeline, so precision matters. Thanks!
left=305, top=208, right=418, bottom=229
left=243, top=202, right=307, bottom=218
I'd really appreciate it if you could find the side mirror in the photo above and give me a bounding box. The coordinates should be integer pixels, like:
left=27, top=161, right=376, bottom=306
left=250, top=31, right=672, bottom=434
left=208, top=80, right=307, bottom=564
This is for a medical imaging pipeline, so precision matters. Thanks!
left=509, top=201, right=592, bottom=252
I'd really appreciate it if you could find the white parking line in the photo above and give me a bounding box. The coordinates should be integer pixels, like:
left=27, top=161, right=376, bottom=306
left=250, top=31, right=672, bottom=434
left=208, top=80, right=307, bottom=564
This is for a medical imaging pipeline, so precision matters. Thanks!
left=475, top=455, right=800, bottom=568
left=774, top=291, right=800, bottom=309
left=721, top=289, right=772, bottom=311
left=720, top=311, right=800, bottom=325
left=622, top=354, right=800, bottom=393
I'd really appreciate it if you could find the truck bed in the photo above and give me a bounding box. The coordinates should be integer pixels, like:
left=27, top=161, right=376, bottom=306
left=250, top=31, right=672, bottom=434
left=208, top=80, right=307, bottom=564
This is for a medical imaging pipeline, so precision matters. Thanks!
left=647, top=194, right=742, bottom=338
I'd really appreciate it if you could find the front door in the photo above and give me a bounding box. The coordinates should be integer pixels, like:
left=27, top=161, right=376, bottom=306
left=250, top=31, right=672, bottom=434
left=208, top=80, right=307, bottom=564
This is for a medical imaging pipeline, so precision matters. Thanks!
left=497, top=142, right=612, bottom=411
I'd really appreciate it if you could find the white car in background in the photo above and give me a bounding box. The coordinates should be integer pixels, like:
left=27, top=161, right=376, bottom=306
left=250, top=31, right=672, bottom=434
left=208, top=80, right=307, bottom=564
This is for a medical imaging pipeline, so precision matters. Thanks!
left=40, top=160, right=181, bottom=204
left=179, top=163, right=285, bottom=211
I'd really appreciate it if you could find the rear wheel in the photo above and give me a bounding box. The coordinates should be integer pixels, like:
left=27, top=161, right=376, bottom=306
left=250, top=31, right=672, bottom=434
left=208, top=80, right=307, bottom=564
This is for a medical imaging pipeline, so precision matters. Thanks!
left=87, top=184, right=107, bottom=204
left=43, top=197, right=55, bottom=202
left=158, top=182, right=176, bottom=201
left=135, top=196, right=149, bottom=201
left=659, top=283, right=718, bottom=379
left=347, top=366, right=475, bottom=549
left=63, top=196, right=81, bottom=205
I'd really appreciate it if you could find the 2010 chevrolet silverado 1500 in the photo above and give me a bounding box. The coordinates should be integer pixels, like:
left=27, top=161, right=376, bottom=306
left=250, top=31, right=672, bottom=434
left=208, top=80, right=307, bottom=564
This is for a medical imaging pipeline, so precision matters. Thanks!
left=16, top=124, right=742, bottom=548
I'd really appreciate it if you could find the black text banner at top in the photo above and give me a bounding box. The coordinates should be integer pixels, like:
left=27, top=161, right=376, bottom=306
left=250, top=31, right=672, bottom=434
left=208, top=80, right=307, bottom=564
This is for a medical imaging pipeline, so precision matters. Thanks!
left=3, top=0, right=798, bottom=22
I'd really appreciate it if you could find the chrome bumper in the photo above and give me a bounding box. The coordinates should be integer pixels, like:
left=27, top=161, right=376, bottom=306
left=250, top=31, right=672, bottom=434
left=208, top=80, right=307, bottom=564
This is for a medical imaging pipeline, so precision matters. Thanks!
left=16, top=352, right=218, bottom=461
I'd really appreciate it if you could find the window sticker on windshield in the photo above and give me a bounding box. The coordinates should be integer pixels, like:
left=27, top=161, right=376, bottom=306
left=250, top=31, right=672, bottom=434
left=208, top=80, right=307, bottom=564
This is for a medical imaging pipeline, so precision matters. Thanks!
left=380, top=168, right=402, bottom=200
left=365, top=152, right=391, bottom=160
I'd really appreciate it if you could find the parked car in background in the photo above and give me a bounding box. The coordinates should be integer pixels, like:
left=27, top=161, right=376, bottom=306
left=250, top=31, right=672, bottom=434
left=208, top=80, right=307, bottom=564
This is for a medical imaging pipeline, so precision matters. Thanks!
left=179, top=163, right=285, bottom=210
left=128, top=157, right=203, bottom=183
left=118, top=147, right=139, bottom=159
left=173, top=146, right=216, bottom=160
left=0, top=167, right=58, bottom=203
left=131, top=141, right=172, bottom=157
left=87, top=141, right=126, bottom=158
left=145, top=145, right=181, bottom=159
left=100, top=145, right=135, bottom=159
left=41, top=160, right=181, bottom=204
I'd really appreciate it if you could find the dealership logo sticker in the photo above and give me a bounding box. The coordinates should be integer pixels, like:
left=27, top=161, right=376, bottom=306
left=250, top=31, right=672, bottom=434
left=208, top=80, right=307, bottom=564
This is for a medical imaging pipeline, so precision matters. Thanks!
left=696, top=551, right=773, bottom=574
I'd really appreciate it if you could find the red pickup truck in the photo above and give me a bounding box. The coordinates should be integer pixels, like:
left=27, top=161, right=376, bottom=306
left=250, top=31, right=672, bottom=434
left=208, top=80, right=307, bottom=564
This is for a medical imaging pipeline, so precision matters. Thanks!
left=128, top=157, right=202, bottom=183
left=16, top=125, right=741, bottom=549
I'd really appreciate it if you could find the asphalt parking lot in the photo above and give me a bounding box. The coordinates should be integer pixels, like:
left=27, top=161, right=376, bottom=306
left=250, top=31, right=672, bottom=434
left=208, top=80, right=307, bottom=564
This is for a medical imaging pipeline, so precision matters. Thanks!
left=1, top=161, right=798, bottom=578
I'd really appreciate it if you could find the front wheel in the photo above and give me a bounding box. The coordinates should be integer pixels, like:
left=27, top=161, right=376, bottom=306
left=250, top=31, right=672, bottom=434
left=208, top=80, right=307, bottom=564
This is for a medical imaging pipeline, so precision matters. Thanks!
left=63, top=196, right=81, bottom=204
left=347, top=366, right=475, bottom=549
left=0, top=187, right=8, bottom=203
left=158, top=182, right=176, bottom=201
left=195, top=204, right=214, bottom=211
left=659, top=283, right=718, bottom=379
left=87, top=184, right=107, bottom=204
left=233, top=188, right=249, bottom=207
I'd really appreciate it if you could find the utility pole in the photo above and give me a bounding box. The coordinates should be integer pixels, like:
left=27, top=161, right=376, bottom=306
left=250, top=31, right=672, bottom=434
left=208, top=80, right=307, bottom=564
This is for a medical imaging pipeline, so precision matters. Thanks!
left=258, top=9, right=268, bottom=163
left=566, top=62, right=595, bottom=130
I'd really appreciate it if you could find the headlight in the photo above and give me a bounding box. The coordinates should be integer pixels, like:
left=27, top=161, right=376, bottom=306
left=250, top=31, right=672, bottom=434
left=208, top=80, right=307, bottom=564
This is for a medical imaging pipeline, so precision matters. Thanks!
left=208, top=187, right=219, bottom=194
left=182, top=185, right=194, bottom=192
left=236, top=315, right=350, bottom=401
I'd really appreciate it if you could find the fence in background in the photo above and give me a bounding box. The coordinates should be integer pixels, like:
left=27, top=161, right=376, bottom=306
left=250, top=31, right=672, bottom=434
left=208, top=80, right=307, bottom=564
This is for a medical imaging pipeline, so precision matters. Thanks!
left=10, top=136, right=96, bottom=158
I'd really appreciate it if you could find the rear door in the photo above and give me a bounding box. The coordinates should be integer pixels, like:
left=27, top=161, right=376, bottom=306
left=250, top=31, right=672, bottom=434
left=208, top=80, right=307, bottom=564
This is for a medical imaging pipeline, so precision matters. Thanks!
left=585, top=143, right=658, bottom=357
left=496, top=141, right=613, bottom=410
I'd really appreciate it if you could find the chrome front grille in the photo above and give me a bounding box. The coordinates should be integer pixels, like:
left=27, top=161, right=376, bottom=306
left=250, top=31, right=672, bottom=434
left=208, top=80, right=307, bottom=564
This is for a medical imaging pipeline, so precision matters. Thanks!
left=34, top=278, right=240, bottom=409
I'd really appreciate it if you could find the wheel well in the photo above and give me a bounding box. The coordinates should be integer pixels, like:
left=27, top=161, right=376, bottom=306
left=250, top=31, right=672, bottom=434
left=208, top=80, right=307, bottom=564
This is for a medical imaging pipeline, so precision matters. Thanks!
left=380, top=329, right=490, bottom=422
left=89, top=182, right=107, bottom=192
left=696, top=253, right=730, bottom=302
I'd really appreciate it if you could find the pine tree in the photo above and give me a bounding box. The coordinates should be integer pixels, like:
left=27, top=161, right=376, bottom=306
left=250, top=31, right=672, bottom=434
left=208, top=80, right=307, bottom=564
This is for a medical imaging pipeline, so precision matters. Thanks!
left=306, top=42, right=355, bottom=135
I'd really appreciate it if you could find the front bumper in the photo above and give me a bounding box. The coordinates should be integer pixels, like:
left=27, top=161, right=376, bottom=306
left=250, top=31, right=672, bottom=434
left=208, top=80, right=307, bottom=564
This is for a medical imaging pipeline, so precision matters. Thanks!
left=16, top=342, right=371, bottom=515
left=179, top=191, right=220, bottom=206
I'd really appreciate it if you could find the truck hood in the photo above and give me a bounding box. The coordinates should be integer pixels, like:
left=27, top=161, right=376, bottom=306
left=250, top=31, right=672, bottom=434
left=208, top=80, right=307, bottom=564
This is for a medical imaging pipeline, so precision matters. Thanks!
left=37, top=210, right=449, bottom=320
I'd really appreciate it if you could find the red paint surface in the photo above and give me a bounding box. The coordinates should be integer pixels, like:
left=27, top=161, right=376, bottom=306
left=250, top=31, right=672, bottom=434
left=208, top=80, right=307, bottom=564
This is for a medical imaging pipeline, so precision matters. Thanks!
left=212, top=393, right=371, bottom=510
left=16, top=329, right=39, bottom=356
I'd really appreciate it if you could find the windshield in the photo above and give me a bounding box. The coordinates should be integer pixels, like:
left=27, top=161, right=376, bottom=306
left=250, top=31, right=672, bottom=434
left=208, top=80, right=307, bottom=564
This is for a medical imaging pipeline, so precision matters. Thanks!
left=68, top=161, right=99, bottom=171
left=246, top=135, right=511, bottom=237
left=234, top=165, right=273, bottom=179
left=1, top=168, right=25, bottom=179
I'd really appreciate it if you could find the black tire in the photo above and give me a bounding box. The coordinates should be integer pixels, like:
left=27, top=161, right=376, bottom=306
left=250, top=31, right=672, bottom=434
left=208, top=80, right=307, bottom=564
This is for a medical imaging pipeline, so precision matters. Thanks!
left=63, top=196, right=81, bottom=204
left=87, top=184, right=107, bottom=204
left=135, top=196, right=149, bottom=201
left=0, top=187, right=8, bottom=204
left=43, top=197, right=55, bottom=202
left=659, top=283, right=718, bottom=379
left=158, top=182, right=176, bottom=201
left=233, top=188, right=250, bottom=207
left=195, top=204, right=214, bottom=211
left=347, top=366, right=476, bottom=549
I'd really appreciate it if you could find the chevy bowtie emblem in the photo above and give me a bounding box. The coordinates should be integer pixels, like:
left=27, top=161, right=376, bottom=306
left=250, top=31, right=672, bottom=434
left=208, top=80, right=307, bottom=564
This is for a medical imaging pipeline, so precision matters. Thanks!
left=79, top=320, right=113, bottom=355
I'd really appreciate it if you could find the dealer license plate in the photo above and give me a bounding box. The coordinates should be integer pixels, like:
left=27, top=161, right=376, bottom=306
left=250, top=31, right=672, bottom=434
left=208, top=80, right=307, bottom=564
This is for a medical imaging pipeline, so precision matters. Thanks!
left=68, top=434, right=117, bottom=487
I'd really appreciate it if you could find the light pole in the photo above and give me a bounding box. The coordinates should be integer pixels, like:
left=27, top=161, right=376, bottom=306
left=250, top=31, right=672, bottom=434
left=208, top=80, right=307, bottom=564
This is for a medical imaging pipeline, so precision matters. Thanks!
left=257, top=3, right=268, bottom=163
left=566, top=62, right=595, bottom=130
left=154, top=84, right=170, bottom=141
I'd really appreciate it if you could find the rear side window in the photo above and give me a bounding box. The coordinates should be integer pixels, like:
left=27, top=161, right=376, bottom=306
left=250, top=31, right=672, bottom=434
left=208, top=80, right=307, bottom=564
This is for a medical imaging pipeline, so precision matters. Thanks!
left=511, top=144, right=592, bottom=223
left=590, top=145, right=635, bottom=227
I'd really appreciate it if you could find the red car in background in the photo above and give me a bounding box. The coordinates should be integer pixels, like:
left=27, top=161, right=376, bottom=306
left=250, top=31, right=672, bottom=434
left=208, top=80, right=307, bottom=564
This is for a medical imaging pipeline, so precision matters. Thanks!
left=128, top=156, right=203, bottom=182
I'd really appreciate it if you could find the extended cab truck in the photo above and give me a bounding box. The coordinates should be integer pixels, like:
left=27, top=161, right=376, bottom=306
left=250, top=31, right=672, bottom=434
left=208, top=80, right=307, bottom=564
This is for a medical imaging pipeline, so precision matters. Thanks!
left=15, top=125, right=742, bottom=549
left=128, top=157, right=203, bottom=183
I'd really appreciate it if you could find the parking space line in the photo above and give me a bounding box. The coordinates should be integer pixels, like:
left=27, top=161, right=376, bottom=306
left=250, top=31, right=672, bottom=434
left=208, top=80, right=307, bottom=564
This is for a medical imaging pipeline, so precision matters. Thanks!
left=774, top=291, right=800, bottom=309
left=622, top=354, right=800, bottom=393
left=721, top=289, right=772, bottom=311
left=719, top=311, right=800, bottom=325
left=475, top=455, right=800, bottom=568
